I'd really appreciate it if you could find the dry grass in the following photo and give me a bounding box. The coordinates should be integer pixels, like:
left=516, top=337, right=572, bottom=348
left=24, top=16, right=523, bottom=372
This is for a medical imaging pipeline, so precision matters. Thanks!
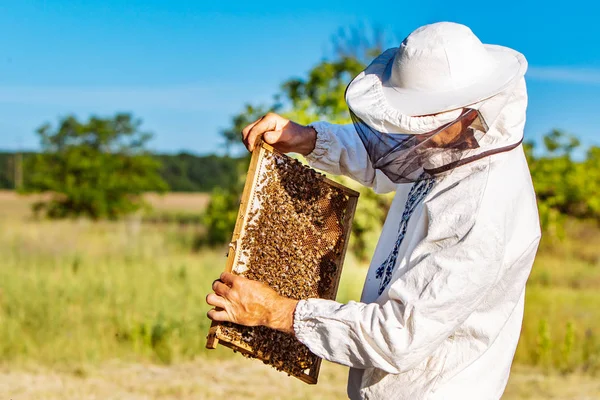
left=504, top=366, right=600, bottom=400
left=0, top=190, right=47, bottom=217
left=1, top=359, right=599, bottom=400
left=144, top=192, right=210, bottom=213
left=0, top=190, right=210, bottom=216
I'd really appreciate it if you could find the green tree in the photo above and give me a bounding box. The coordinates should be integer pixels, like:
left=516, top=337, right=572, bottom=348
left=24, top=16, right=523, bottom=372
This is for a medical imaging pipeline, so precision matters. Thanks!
left=155, top=152, right=245, bottom=192
left=202, top=182, right=244, bottom=246
left=281, top=56, right=365, bottom=124
left=582, top=146, right=600, bottom=217
left=25, top=113, right=168, bottom=219
left=202, top=28, right=394, bottom=258
left=527, top=129, right=600, bottom=236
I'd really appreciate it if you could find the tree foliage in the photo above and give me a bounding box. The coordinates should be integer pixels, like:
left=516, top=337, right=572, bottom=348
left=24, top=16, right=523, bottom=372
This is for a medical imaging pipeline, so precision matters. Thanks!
left=156, top=153, right=244, bottom=192
left=281, top=56, right=365, bottom=124
left=203, top=33, right=391, bottom=257
left=0, top=151, right=247, bottom=193
left=526, top=130, right=600, bottom=236
left=0, top=152, right=34, bottom=189
left=200, top=161, right=248, bottom=246
left=25, top=113, right=168, bottom=219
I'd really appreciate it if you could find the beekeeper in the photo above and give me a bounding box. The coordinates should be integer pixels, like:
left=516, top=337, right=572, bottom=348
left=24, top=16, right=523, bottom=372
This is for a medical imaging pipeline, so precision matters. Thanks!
left=207, top=22, right=541, bottom=399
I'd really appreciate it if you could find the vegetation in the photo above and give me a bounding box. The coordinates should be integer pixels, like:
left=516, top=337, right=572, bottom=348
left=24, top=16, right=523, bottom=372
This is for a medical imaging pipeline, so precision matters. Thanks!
left=201, top=182, right=245, bottom=246
left=0, top=193, right=364, bottom=366
left=0, top=193, right=598, bottom=389
left=2, top=360, right=600, bottom=400
left=525, top=130, right=600, bottom=236
left=0, top=151, right=247, bottom=193
left=22, top=114, right=168, bottom=219
left=155, top=153, right=245, bottom=192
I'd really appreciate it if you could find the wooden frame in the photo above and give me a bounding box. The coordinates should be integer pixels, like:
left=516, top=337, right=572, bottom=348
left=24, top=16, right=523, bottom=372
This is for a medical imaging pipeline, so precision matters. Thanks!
left=206, top=140, right=359, bottom=384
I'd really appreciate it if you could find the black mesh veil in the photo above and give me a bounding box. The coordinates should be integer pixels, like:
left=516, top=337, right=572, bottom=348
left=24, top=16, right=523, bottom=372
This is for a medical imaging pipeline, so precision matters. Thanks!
left=348, top=82, right=522, bottom=184
left=350, top=108, right=484, bottom=183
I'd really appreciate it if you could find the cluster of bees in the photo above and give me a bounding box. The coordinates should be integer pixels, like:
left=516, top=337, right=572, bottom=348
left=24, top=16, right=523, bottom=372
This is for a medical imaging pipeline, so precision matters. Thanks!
left=219, top=151, right=351, bottom=378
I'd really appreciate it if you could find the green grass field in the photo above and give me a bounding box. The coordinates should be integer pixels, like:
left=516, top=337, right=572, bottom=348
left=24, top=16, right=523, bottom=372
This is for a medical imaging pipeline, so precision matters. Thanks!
left=1, top=190, right=599, bottom=399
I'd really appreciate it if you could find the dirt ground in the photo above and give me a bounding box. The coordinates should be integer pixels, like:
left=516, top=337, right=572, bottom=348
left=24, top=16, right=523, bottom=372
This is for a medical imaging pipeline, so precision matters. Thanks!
left=1, top=358, right=599, bottom=400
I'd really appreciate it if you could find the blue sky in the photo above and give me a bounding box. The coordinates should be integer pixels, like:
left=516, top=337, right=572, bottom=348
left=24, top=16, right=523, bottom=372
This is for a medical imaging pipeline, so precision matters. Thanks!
left=0, top=0, right=598, bottom=155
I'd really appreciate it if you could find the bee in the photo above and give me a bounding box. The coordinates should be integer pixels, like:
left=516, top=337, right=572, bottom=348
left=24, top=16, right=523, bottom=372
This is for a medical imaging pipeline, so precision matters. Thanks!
left=216, top=148, right=354, bottom=380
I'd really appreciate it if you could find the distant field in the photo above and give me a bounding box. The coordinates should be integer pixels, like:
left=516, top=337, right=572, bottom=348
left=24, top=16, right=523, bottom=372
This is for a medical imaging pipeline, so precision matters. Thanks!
left=0, top=190, right=599, bottom=399
left=144, top=192, right=211, bottom=213
left=0, top=190, right=210, bottom=216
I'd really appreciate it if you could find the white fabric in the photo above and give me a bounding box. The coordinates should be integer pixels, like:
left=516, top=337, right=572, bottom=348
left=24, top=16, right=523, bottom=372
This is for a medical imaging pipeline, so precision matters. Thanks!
left=296, top=81, right=540, bottom=399
left=346, top=22, right=528, bottom=118
left=388, top=23, right=495, bottom=92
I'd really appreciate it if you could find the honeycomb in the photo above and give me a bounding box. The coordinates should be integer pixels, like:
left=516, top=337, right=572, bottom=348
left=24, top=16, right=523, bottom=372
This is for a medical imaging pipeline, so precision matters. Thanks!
left=206, top=141, right=358, bottom=384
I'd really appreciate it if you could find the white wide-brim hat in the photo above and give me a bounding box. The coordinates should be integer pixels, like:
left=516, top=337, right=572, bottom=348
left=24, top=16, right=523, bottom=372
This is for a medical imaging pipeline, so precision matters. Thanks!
left=346, top=22, right=528, bottom=126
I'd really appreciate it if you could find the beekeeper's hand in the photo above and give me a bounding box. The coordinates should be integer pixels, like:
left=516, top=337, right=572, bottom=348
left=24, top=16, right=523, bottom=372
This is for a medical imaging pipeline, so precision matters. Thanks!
left=206, top=272, right=298, bottom=335
left=241, top=113, right=316, bottom=155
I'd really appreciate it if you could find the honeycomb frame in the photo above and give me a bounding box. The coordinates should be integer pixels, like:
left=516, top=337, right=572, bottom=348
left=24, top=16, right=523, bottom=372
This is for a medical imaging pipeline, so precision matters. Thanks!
left=206, top=140, right=359, bottom=384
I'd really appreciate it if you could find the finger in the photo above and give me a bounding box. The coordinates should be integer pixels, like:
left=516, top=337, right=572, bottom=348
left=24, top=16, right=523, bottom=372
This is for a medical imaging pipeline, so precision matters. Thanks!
left=207, top=309, right=230, bottom=322
left=247, top=116, right=278, bottom=152
left=206, top=293, right=227, bottom=308
left=220, top=272, right=239, bottom=286
left=242, top=115, right=266, bottom=151
left=212, top=280, right=231, bottom=296
left=241, top=117, right=263, bottom=147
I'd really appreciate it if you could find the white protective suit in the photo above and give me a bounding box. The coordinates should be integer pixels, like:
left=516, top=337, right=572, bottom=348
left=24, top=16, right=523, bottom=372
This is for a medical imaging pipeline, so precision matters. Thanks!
left=293, top=79, right=541, bottom=399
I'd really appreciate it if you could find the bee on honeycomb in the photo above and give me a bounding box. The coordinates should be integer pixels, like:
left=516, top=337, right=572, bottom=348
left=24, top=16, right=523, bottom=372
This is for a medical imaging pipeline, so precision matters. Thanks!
left=207, top=144, right=358, bottom=383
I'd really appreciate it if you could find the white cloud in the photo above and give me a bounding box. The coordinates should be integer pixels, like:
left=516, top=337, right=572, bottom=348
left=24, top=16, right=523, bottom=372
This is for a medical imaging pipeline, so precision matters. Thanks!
left=527, top=66, right=600, bottom=85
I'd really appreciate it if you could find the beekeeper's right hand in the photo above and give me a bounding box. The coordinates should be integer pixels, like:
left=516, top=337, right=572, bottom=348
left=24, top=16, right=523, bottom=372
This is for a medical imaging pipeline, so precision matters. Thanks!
left=241, top=113, right=317, bottom=156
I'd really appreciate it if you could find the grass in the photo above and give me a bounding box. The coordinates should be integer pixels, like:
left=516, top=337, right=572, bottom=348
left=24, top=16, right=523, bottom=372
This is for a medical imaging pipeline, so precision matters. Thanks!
left=2, top=360, right=600, bottom=400
left=514, top=219, right=600, bottom=373
left=529, top=219, right=600, bottom=289
left=516, top=286, right=600, bottom=373
left=0, top=191, right=599, bottom=398
left=0, top=219, right=220, bottom=365
left=0, top=192, right=365, bottom=368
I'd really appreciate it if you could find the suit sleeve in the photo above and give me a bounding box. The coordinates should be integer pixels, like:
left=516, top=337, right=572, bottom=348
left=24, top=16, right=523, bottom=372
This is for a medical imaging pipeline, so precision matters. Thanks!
left=305, top=121, right=396, bottom=194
